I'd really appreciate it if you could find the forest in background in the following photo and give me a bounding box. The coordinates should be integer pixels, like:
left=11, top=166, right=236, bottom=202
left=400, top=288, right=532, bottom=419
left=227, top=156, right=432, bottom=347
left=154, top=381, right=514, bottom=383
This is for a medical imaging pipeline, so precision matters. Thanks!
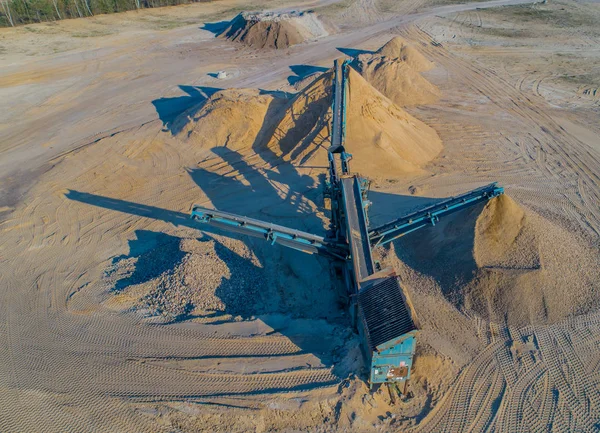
left=0, top=0, right=210, bottom=27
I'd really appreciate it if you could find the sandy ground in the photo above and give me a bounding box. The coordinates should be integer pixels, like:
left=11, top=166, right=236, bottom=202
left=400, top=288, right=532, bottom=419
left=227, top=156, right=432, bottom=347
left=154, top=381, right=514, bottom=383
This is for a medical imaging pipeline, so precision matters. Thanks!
left=1, top=0, right=599, bottom=431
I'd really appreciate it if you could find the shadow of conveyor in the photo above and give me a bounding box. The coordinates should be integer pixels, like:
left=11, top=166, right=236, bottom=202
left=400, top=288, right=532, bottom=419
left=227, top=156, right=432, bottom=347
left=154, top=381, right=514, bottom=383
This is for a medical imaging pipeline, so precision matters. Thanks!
left=369, top=191, right=486, bottom=308
left=287, top=64, right=329, bottom=86
left=152, top=85, right=221, bottom=135
left=65, top=188, right=352, bottom=382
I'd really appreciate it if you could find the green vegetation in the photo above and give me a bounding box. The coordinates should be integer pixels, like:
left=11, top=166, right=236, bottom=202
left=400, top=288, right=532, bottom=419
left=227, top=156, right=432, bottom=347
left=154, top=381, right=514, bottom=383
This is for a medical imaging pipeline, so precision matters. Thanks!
left=0, top=0, right=211, bottom=27
left=485, top=3, right=600, bottom=31
left=558, top=73, right=600, bottom=88
left=313, top=0, right=352, bottom=18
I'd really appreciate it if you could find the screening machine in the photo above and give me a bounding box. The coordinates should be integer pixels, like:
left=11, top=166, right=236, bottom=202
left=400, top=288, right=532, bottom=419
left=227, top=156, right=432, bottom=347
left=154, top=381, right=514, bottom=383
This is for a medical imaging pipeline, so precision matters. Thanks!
left=191, top=59, right=504, bottom=391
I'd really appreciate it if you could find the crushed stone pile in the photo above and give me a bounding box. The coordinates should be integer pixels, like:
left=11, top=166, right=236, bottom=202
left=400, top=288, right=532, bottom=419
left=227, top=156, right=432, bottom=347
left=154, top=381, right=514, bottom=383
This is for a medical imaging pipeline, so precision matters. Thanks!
left=107, top=237, right=267, bottom=322
left=220, top=11, right=330, bottom=49
left=354, top=36, right=440, bottom=106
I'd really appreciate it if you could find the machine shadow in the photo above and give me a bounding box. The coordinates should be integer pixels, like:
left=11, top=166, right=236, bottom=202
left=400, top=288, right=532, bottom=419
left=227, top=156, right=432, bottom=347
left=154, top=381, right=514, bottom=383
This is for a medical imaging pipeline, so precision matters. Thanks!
left=336, top=47, right=374, bottom=57
left=287, top=64, right=329, bottom=86
left=65, top=186, right=351, bottom=379
left=200, top=20, right=230, bottom=36
left=152, top=85, right=221, bottom=135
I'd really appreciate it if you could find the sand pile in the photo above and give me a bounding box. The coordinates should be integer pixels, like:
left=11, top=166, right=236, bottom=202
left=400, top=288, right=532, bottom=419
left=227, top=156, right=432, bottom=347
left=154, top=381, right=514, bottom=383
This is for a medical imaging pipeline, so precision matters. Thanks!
left=263, top=72, right=333, bottom=160
left=393, top=194, right=600, bottom=327
left=175, top=67, right=442, bottom=175
left=172, top=88, right=288, bottom=152
left=261, top=68, right=442, bottom=174
left=473, top=194, right=526, bottom=265
left=354, top=37, right=440, bottom=106
left=342, top=68, right=442, bottom=173
left=220, top=11, right=330, bottom=49
left=465, top=196, right=600, bottom=326
left=376, top=36, right=435, bottom=71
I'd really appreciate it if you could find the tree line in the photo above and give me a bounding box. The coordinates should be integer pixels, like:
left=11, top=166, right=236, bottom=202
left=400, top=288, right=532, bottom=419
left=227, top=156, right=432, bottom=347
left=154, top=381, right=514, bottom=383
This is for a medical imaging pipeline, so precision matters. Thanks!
left=0, top=0, right=208, bottom=27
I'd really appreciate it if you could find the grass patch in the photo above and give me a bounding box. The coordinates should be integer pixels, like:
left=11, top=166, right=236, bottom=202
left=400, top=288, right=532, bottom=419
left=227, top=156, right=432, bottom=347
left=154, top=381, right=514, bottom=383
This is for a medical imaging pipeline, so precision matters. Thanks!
left=72, top=29, right=114, bottom=37
left=484, top=3, right=600, bottom=31
left=313, top=0, right=353, bottom=16
left=558, top=73, right=600, bottom=88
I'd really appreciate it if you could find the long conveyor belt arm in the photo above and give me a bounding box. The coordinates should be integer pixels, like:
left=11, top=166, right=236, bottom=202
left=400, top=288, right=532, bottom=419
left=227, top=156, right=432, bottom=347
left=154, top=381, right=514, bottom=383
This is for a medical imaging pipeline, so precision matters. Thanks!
left=368, top=183, right=504, bottom=248
left=191, top=205, right=348, bottom=259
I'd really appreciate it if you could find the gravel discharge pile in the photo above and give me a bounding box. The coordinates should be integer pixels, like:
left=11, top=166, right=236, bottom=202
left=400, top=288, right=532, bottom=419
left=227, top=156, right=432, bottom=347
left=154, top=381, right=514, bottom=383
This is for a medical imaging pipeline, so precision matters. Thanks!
left=394, top=194, right=600, bottom=328
left=465, top=196, right=600, bottom=326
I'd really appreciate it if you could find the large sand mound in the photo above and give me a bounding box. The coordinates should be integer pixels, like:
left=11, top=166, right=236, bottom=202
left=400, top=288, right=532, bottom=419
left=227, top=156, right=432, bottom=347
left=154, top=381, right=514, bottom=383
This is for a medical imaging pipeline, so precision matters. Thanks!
left=396, top=194, right=600, bottom=328
left=175, top=66, right=442, bottom=176
left=354, top=37, right=440, bottom=106
left=343, top=68, right=442, bottom=172
left=220, top=11, right=330, bottom=49
left=172, top=88, right=288, bottom=151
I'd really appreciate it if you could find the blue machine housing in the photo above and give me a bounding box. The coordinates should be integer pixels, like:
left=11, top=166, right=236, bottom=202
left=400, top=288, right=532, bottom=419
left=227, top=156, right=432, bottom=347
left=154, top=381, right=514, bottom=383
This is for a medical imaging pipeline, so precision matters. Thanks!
left=370, top=333, right=417, bottom=385
left=356, top=268, right=419, bottom=387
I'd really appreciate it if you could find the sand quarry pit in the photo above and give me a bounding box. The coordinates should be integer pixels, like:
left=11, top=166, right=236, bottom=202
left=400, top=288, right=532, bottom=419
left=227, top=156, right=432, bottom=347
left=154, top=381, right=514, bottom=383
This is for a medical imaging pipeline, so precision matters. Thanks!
left=1, top=0, right=600, bottom=431
left=219, top=11, right=331, bottom=49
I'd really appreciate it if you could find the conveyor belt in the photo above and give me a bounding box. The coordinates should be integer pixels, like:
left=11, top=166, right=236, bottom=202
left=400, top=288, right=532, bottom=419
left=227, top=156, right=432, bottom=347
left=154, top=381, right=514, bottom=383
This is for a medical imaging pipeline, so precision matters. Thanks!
left=191, top=205, right=347, bottom=259
left=341, top=176, right=375, bottom=283
left=369, top=183, right=504, bottom=247
left=329, top=59, right=344, bottom=154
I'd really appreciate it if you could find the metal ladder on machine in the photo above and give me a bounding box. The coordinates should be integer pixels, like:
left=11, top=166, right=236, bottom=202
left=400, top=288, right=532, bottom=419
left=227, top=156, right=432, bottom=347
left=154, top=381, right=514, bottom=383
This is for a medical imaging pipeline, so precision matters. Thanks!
left=190, top=58, right=504, bottom=390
